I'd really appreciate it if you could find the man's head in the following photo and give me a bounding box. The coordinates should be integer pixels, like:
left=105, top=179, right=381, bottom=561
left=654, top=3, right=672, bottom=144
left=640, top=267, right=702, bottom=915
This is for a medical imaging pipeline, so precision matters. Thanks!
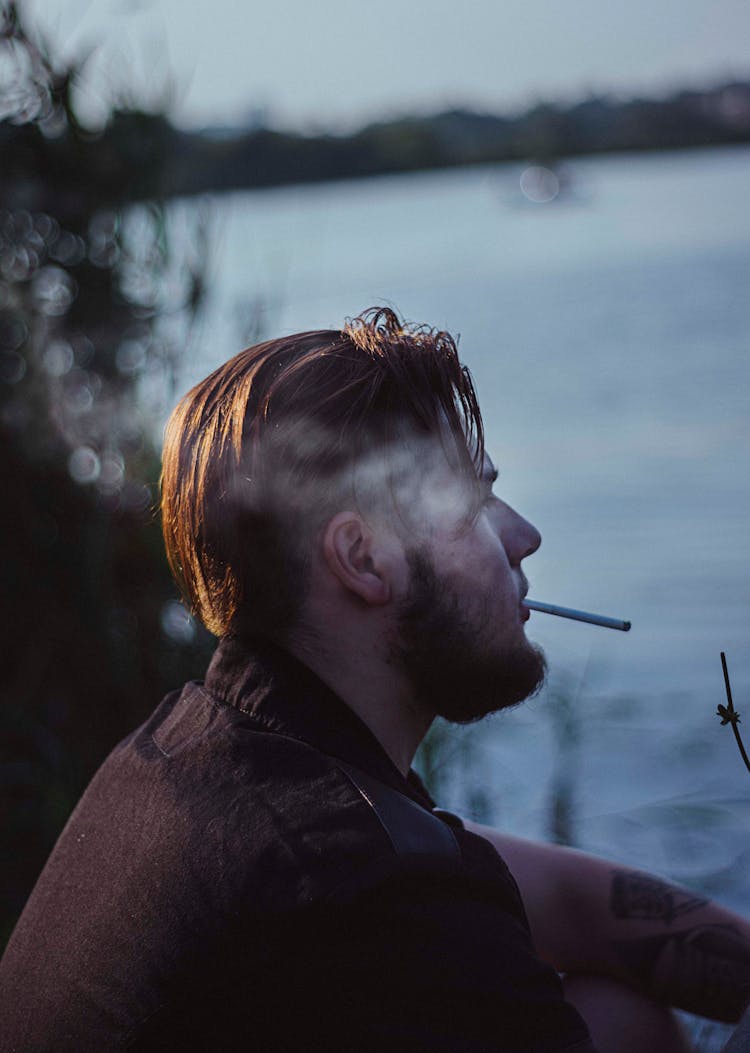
left=161, top=306, right=545, bottom=719
left=161, top=307, right=484, bottom=638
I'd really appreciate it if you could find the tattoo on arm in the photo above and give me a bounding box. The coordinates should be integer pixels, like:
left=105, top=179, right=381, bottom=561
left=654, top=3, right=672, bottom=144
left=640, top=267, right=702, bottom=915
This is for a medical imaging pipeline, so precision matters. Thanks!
left=609, top=872, right=750, bottom=1022
left=610, top=870, right=708, bottom=925
left=613, top=924, right=750, bottom=1022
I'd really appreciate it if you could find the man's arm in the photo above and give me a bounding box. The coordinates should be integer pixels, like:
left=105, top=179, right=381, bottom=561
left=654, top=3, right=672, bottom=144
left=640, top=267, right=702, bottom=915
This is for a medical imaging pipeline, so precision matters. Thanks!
left=464, top=821, right=750, bottom=1023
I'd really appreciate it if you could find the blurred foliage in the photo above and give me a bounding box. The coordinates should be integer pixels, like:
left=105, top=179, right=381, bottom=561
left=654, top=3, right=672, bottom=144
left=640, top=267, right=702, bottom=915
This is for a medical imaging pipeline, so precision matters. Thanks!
left=0, top=1, right=216, bottom=946
left=415, top=681, right=582, bottom=842
left=544, top=678, right=582, bottom=847
left=415, top=717, right=494, bottom=825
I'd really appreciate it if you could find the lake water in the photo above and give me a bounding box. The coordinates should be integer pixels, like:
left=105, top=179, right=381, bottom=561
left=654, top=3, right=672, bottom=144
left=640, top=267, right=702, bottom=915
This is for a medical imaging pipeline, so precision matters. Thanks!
left=177, top=147, right=750, bottom=918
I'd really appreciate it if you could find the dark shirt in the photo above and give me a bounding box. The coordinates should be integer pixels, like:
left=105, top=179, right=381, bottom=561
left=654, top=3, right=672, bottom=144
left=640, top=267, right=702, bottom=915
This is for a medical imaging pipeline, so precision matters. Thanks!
left=0, top=636, right=596, bottom=1052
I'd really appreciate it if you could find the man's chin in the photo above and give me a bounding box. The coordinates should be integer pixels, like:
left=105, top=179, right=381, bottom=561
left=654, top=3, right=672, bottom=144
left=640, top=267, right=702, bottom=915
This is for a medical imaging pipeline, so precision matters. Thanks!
left=433, top=640, right=547, bottom=724
left=394, top=545, right=547, bottom=725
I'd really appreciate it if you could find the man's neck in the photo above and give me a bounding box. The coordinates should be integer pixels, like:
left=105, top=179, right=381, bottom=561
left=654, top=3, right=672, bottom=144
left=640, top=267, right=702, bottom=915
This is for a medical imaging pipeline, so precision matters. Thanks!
left=286, top=629, right=432, bottom=778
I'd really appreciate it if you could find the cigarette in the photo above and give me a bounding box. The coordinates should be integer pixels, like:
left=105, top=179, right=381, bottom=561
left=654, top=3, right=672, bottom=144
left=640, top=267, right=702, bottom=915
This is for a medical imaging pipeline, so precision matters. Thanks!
left=523, top=599, right=631, bottom=632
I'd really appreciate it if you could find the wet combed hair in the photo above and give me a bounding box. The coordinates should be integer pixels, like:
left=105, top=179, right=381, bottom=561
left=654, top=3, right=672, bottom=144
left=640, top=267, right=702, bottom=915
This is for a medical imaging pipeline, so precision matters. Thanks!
left=160, top=306, right=485, bottom=640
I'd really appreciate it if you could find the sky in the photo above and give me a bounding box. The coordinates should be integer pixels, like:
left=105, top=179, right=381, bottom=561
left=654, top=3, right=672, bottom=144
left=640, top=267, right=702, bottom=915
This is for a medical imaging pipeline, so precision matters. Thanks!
left=24, top=0, right=750, bottom=132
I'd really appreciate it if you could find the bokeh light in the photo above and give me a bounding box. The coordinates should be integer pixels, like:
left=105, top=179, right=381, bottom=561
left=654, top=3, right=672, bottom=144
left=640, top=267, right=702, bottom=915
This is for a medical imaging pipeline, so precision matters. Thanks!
left=519, top=165, right=560, bottom=204
left=67, top=445, right=100, bottom=484
left=160, top=600, right=196, bottom=644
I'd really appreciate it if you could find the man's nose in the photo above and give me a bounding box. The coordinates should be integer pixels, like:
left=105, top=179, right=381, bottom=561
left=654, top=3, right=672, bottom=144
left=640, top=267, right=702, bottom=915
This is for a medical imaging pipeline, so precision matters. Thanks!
left=502, top=504, right=542, bottom=564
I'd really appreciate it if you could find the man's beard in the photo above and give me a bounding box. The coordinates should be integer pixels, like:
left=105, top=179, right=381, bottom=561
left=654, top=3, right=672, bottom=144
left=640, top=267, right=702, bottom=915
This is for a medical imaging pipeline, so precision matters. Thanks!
left=391, top=546, right=546, bottom=724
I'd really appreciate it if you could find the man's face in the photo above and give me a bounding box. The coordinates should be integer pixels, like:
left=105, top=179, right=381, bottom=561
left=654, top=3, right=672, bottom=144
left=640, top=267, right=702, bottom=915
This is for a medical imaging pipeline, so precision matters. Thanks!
left=390, top=451, right=545, bottom=723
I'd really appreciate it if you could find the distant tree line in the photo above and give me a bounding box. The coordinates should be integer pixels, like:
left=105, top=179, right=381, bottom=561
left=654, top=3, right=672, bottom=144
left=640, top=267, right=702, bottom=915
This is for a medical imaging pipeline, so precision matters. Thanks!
left=4, top=73, right=749, bottom=212
left=108, top=81, right=750, bottom=197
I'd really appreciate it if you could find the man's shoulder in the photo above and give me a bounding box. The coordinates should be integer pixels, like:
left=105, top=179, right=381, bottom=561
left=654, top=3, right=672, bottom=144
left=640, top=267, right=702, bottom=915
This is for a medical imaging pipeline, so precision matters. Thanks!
left=0, top=682, right=428, bottom=1044
left=79, top=681, right=452, bottom=904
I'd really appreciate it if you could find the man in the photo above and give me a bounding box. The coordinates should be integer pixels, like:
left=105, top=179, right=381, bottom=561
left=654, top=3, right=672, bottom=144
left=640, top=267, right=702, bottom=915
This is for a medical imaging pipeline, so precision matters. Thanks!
left=1, top=307, right=749, bottom=1051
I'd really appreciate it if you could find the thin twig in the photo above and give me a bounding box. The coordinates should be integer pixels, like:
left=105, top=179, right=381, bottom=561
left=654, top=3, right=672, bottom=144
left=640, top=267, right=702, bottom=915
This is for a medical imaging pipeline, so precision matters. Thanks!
left=719, top=652, right=750, bottom=775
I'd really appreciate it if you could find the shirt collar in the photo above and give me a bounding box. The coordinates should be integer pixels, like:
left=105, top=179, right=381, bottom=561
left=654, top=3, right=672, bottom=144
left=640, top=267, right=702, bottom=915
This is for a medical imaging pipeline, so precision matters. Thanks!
left=203, top=634, right=434, bottom=808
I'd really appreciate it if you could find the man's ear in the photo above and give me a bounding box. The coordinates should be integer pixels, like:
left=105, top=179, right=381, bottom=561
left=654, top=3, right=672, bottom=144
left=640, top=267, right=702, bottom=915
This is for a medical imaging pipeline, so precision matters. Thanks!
left=322, top=511, right=392, bottom=606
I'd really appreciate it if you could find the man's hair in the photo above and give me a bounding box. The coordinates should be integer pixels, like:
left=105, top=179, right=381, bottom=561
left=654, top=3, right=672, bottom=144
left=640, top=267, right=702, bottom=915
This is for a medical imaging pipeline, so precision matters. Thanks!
left=160, top=306, right=485, bottom=640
